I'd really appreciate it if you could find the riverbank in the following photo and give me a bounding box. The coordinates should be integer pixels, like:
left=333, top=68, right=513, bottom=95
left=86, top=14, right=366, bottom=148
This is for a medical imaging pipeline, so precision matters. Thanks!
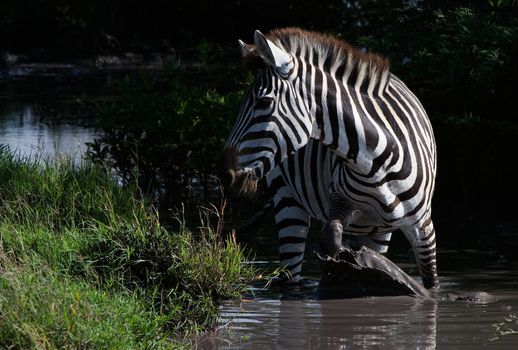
left=0, top=147, right=256, bottom=348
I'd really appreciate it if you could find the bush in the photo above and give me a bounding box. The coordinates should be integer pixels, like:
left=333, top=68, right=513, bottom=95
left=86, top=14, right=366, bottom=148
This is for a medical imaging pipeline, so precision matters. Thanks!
left=338, top=4, right=518, bottom=123
left=87, top=58, right=249, bottom=201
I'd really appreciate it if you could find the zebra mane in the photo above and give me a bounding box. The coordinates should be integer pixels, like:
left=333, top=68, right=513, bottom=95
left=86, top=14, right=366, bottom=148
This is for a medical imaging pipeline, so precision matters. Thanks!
left=266, top=27, right=391, bottom=94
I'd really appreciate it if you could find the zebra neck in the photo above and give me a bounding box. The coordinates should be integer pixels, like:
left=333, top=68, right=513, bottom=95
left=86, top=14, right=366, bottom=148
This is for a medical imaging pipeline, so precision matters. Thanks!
left=310, top=70, right=392, bottom=176
left=339, top=56, right=390, bottom=96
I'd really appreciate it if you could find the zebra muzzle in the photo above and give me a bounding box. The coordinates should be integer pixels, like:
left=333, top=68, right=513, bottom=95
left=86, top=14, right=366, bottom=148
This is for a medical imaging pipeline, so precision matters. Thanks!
left=219, top=148, right=259, bottom=196
left=233, top=169, right=258, bottom=196
left=222, top=168, right=236, bottom=188
left=219, top=148, right=238, bottom=189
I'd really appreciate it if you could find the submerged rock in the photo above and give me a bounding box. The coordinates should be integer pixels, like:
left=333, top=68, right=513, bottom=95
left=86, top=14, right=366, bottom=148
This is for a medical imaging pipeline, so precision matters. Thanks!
left=439, top=291, right=497, bottom=304
left=317, top=245, right=497, bottom=303
left=317, top=245, right=431, bottom=299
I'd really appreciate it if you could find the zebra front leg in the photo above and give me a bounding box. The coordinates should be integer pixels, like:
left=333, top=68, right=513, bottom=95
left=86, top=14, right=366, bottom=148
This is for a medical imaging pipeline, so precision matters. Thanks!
left=271, top=185, right=311, bottom=284
left=401, top=218, right=440, bottom=289
left=321, top=193, right=360, bottom=258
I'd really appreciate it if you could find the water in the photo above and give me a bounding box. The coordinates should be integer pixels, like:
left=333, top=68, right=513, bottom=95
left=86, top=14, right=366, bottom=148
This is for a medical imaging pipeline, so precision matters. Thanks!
left=0, top=60, right=162, bottom=162
left=0, top=67, right=115, bottom=162
left=207, top=250, right=518, bottom=349
left=0, top=103, right=96, bottom=163
left=2, top=68, right=518, bottom=349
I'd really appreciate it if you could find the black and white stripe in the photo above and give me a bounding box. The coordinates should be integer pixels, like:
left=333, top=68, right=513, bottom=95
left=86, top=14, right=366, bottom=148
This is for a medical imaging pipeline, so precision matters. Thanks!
left=223, top=28, right=439, bottom=288
left=265, top=140, right=393, bottom=281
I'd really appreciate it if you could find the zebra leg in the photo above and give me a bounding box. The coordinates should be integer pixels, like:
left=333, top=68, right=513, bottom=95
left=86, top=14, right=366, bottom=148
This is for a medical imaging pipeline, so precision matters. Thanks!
left=321, top=193, right=360, bottom=258
left=321, top=220, right=343, bottom=258
left=401, top=218, right=440, bottom=289
left=270, top=178, right=311, bottom=283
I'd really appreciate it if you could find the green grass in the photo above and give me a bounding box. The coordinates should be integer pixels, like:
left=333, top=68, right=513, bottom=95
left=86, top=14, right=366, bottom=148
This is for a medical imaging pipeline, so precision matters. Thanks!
left=0, top=253, right=172, bottom=349
left=0, top=147, right=257, bottom=349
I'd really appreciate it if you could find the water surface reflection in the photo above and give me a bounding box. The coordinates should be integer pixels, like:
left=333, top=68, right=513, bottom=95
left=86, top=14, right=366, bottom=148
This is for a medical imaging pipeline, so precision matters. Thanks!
left=0, top=104, right=97, bottom=163
left=218, top=296, right=439, bottom=349
left=209, top=251, right=518, bottom=349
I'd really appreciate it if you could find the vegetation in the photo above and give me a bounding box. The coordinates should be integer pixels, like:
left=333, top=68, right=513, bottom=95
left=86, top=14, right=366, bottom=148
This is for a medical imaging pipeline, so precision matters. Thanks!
left=87, top=59, right=249, bottom=201
left=338, top=3, right=517, bottom=123
left=0, top=0, right=344, bottom=60
left=0, top=147, right=257, bottom=348
left=490, top=312, right=518, bottom=342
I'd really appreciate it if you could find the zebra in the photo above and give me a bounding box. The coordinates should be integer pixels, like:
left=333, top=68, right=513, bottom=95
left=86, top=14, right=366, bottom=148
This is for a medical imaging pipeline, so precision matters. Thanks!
left=263, top=139, right=394, bottom=282
left=221, top=27, right=439, bottom=289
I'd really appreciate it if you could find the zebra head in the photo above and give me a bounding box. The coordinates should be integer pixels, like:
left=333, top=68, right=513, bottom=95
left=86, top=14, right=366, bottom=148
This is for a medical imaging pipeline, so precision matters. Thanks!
left=221, top=30, right=314, bottom=195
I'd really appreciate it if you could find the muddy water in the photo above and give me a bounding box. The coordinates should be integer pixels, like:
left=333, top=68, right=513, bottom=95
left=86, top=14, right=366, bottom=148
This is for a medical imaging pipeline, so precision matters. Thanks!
left=207, top=250, right=518, bottom=349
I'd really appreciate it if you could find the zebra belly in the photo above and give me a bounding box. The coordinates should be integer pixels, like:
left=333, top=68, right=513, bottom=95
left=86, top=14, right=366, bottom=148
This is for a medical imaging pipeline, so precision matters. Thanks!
left=272, top=141, right=398, bottom=236
left=273, top=140, right=429, bottom=236
left=334, top=181, right=428, bottom=233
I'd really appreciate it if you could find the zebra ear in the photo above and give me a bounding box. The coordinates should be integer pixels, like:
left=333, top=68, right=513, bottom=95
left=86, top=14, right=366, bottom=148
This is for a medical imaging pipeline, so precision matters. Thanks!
left=238, top=40, right=259, bottom=59
left=253, top=30, right=292, bottom=75
left=238, top=39, right=265, bottom=70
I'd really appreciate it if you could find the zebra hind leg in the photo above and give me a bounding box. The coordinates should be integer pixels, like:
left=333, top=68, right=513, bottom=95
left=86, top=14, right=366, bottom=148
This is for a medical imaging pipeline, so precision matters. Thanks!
left=401, top=218, right=440, bottom=289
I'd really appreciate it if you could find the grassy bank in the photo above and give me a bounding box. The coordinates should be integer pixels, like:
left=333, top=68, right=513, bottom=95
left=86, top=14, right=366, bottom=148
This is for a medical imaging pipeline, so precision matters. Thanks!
left=0, top=147, right=256, bottom=349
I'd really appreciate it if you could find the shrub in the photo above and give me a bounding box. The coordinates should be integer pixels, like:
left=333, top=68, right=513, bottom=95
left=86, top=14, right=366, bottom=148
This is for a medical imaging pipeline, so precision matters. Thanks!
left=338, top=3, right=518, bottom=123
left=87, top=58, right=249, bottom=200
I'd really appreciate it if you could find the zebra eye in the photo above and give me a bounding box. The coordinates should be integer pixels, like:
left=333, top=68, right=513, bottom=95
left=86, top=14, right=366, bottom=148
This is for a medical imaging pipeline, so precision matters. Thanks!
left=255, top=97, right=274, bottom=109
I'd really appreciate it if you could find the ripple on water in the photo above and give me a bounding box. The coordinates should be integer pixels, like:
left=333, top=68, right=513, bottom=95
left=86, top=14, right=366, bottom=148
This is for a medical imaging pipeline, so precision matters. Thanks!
left=210, top=253, right=518, bottom=349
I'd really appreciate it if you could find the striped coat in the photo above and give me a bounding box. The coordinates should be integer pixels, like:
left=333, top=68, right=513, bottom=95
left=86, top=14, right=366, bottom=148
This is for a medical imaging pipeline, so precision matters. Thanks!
left=222, top=28, right=439, bottom=288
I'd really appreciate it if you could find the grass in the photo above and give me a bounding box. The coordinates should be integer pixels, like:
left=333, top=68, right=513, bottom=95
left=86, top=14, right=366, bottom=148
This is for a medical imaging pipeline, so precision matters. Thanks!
left=490, top=312, right=518, bottom=342
left=0, top=146, right=257, bottom=349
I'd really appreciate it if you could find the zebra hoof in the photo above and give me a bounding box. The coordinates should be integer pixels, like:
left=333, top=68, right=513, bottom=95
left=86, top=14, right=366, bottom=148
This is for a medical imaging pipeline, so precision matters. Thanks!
left=270, top=273, right=301, bottom=286
left=322, top=220, right=344, bottom=259
left=423, top=277, right=440, bottom=290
